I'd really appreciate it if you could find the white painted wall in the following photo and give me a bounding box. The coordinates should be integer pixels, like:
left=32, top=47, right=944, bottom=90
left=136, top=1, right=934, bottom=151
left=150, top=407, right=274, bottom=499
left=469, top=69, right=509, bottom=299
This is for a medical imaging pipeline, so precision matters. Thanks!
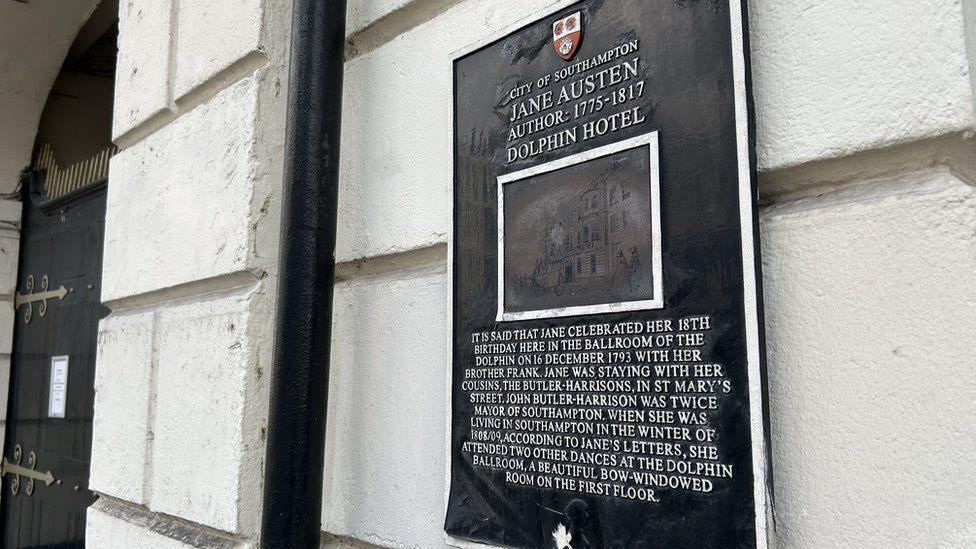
left=87, top=0, right=290, bottom=546
left=0, top=201, right=21, bottom=467
left=762, top=171, right=976, bottom=548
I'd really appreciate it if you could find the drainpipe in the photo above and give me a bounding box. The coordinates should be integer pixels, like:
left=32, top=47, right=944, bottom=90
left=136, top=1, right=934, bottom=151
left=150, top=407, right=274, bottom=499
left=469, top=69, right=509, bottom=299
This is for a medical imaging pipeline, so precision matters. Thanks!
left=261, top=0, right=346, bottom=547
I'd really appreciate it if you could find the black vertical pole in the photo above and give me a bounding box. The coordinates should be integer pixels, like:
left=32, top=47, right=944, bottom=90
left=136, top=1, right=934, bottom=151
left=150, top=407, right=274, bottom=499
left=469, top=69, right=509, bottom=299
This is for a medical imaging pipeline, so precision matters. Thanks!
left=261, top=0, right=346, bottom=547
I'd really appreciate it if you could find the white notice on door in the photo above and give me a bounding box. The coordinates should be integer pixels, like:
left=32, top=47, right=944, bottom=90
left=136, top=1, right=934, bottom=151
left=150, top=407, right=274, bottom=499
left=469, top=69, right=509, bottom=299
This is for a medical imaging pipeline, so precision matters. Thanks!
left=48, top=355, right=69, bottom=419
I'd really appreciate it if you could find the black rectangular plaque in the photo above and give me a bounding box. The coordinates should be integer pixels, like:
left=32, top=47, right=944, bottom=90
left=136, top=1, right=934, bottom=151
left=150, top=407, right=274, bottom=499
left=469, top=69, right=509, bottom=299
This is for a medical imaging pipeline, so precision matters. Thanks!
left=447, top=2, right=773, bottom=548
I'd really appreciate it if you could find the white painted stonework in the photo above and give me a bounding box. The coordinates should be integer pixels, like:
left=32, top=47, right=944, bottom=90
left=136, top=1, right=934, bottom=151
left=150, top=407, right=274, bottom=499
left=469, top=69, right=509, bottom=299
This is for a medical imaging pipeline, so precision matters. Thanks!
left=87, top=499, right=244, bottom=549
left=323, top=264, right=450, bottom=547
left=749, top=0, right=975, bottom=170
left=0, top=201, right=20, bottom=473
left=172, top=0, right=265, bottom=99
left=152, top=290, right=256, bottom=533
left=762, top=170, right=976, bottom=548
left=104, top=77, right=262, bottom=302
left=89, top=0, right=288, bottom=545
left=347, top=0, right=414, bottom=35
left=112, top=0, right=173, bottom=140
left=1, top=0, right=975, bottom=547
left=90, top=310, right=155, bottom=505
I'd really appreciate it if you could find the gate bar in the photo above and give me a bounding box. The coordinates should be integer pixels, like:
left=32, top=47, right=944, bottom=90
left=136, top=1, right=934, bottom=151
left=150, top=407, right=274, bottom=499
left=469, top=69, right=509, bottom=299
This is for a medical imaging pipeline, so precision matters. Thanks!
left=261, top=0, right=347, bottom=546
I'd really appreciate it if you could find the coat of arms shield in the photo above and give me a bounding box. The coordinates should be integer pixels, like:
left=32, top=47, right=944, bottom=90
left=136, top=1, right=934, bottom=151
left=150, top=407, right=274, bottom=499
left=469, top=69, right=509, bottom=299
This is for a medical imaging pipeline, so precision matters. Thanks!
left=552, top=11, right=583, bottom=61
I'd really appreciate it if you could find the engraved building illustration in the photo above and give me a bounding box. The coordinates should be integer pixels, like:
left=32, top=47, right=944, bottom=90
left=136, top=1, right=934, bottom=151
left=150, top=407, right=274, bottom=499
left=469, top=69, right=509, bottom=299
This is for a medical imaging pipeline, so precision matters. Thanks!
left=538, top=172, right=649, bottom=296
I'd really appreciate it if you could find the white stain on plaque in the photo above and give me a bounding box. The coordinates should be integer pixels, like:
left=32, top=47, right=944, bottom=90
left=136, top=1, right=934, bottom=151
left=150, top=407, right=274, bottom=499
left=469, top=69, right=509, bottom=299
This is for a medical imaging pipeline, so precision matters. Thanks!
left=552, top=523, right=573, bottom=549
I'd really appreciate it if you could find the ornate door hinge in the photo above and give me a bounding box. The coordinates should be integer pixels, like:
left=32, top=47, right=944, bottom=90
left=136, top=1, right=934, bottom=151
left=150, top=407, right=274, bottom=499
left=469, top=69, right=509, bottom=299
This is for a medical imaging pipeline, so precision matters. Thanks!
left=1, top=445, right=56, bottom=496
left=15, top=274, right=70, bottom=324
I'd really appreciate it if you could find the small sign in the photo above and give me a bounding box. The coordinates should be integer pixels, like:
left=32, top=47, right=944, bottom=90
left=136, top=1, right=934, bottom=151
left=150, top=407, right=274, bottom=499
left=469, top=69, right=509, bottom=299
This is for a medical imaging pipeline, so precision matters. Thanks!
left=448, top=1, right=773, bottom=548
left=48, top=355, right=69, bottom=419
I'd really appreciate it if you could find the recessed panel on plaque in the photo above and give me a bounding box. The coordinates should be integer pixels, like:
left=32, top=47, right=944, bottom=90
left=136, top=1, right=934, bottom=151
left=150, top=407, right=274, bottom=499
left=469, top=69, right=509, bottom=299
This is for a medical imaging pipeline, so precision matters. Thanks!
left=498, top=133, right=663, bottom=322
left=447, top=1, right=773, bottom=548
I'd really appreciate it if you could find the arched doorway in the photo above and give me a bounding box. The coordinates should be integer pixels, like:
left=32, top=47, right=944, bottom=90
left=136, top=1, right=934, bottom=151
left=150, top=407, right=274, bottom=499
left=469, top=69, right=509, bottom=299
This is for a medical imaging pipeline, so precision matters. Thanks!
left=0, top=1, right=117, bottom=546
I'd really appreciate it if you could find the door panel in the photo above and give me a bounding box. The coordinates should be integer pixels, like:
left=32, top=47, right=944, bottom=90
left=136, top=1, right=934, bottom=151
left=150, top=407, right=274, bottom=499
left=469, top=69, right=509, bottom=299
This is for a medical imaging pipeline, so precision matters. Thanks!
left=0, top=181, right=107, bottom=548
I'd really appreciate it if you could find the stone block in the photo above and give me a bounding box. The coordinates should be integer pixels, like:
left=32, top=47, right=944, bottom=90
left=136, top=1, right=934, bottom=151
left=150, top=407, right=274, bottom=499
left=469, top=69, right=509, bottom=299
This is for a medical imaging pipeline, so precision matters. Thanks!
left=173, top=0, right=263, bottom=99
left=321, top=534, right=382, bottom=549
left=113, top=0, right=174, bottom=139
left=150, top=291, right=251, bottom=533
left=0, top=198, right=22, bottom=228
left=0, top=357, right=7, bottom=493
left=103, top=78, right=258, bottom=302
left=322, top=266, right=449, bottom=548
left=347, top=0, right=413, bottom=35
left=0, top=300, right=14, bottom=355
left=90, top=311, right=155, bottom=505
left=0, top=235, right=20, bottom=295
left=0, top=357, right=10, bottom=421
left=966, top=2, right=976, bottom=115
left=87, top=504, right=207, bottom=549
left=750, top=0, right=974, bottom=170
left=760, top=170, right=976, bottom=548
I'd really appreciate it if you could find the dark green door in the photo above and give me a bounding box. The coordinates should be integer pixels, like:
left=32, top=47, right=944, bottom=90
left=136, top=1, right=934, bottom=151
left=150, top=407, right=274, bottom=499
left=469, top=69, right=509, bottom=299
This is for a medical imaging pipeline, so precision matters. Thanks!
left=0, top=174, right=108, bottom=548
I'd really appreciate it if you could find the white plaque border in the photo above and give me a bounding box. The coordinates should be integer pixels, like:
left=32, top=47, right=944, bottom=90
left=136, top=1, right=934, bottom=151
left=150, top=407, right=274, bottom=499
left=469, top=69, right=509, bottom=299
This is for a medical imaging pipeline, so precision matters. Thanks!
left=495, top=131, right=664, bottom=322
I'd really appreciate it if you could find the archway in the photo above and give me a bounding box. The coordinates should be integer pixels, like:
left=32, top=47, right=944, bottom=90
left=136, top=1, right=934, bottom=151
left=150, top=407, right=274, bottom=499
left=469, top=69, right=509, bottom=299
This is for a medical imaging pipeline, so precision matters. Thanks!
left=0, top=1, right=117, bottom=546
